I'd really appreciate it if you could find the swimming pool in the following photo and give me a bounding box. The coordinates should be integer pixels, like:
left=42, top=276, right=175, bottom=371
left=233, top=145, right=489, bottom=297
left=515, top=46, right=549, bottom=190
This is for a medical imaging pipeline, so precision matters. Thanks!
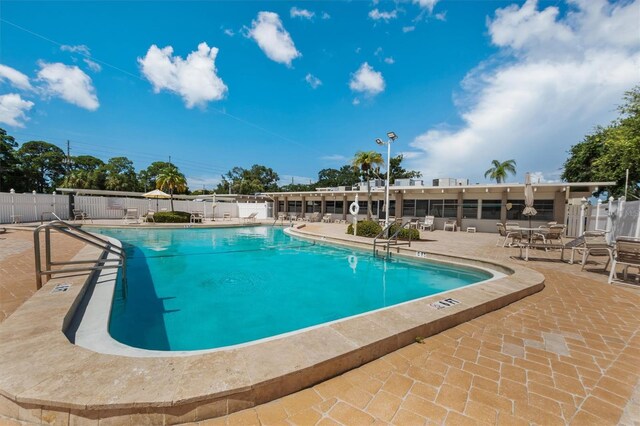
left=92, top=226, right=493, bottom=351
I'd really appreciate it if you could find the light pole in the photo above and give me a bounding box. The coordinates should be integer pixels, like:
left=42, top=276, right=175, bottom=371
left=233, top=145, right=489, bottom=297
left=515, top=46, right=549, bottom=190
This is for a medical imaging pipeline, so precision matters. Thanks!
left=375, top=131, right=398, bottom=228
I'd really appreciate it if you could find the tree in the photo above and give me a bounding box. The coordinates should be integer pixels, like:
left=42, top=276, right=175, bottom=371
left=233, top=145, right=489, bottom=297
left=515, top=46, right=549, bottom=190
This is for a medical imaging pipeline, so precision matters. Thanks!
left=316, top=166, right=360, bottom=188
left=104, top=157, right=139, bottom=191
left=484, top=159, right=517, bottom=184
left=138, top=161, right=173, bottom=193
left=388, top=154, right=422, bottom=184
left=61, top=155, right=105, bottom=189
left=17, top=141, right=66, bottom=193
left=352, top=150, right=384, bottom=219
left=216, top=164, right=280, bottom=194
left=562, top=86, right=640, bottom=198
left=0, top=128, right=21, bottom=192
left=156, top=165, right=188, bottom=211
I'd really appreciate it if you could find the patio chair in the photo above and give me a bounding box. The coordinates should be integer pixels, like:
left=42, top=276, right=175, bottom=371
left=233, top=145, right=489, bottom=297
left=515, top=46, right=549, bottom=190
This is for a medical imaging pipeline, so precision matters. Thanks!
left=190, top=211, right=204, bottom=224
left=72, top=209, right=92, bottom=223
left=420, top=215, right=435, bottom=231
left=532, top=224, right=565, bottom=245
left=142, top=210, right=155, bottom=223
left=242, top=212, right=258, bottom=223
left=581, top=231, right=613, bottom=271
left=123, top=208, right=139, bottom=224
left=321, top=213, right=332, bottom=223
left=409, top=218, right=420, bottom=229
left=222, top=212, right=231, bottom=221
left=444, top=219, right=457, bottom=232
left=608, top=237, right=640, bottom=283
left=496, top=223, right=524, bottom=247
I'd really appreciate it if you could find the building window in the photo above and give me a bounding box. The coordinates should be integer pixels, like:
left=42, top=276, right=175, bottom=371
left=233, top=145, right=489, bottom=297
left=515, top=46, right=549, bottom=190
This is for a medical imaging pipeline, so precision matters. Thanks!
left=305, top=200, right=321, bottom=213
left=416, top=200, right=429, bottom=218
left=507, top=199, right=554, bottom=221
left=402, top=199, right=416, bottom=217
left=443, top=199, right=458, bottom=218
left=430, top=200, right=444, bottom=218
left=481, top=200, right=502, bottom=220
left=325, top=200, right=344, bottom=214
left=462, top=200, right=478, bottom=219
left=278, top=201, right=285, bottom=212
left=287, top=200, right=302, bottom=213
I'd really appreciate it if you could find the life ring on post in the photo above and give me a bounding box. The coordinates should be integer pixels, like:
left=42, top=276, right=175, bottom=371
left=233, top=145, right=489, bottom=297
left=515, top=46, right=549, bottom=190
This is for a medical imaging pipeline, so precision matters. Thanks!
left=349, top=202, right=360, bottom=216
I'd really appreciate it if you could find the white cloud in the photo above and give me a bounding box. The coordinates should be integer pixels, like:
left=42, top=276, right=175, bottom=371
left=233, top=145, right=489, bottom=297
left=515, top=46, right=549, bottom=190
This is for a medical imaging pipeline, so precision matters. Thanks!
left=0, top=93, right=34, bottom=127
left=60, top=44, right=91, bottom=56
left=247, top=11, right=301, bottom=67
left=223, top=28, right=235, bottom=37
left=290, top=7, right=314, bottom=20
left=138, top=42, right=228, bottom=109
left=37, top=62, right=99, bottom=110
left=374, top=47, right=383, bottom=56
left=384, top=57, right=395, bottom=64
left=305, top=73, right=322, bottom=89
left=352, top=98, right=360, bottom=105
left=83, top=58, right=102, bottom=72
left=402, top=26, right=416, bottom=33
left=368, top=9, right=398, bottom=21
left=434, top=12, right=447, bottom=21
left=407, top=0, right=640, bottom=183
left=0, top=64, right=33, bottom=90
left=413, top=0, right=440, bottom=13
left=321, top=12, right=331, bottom=20
left=349, top=62, right=385, bottom=96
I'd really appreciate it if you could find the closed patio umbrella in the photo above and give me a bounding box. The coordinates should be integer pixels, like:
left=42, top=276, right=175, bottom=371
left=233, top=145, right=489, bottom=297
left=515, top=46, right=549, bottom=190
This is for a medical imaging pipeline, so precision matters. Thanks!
left=143, top=189, right=170, bottom=211
left=522, top=172, right=537, bottom=228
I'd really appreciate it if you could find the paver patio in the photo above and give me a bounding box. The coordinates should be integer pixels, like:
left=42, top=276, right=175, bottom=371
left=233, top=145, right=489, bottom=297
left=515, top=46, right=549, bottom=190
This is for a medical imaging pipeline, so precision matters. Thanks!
left=0, top=223, right=638, bottom=425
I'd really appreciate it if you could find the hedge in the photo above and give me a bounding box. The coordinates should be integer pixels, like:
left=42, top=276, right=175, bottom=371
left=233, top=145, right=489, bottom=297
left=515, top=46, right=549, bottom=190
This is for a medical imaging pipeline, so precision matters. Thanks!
left=346, top=220, right=382, bottom=238
left=152, top=211, right=191, bottom=223
left=389, top=223, right=420, bottom=241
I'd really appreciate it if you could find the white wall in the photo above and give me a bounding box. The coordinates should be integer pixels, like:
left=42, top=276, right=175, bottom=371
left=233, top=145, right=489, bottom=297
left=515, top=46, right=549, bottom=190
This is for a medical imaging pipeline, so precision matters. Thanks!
left=0, top=192, right=69, bottom=223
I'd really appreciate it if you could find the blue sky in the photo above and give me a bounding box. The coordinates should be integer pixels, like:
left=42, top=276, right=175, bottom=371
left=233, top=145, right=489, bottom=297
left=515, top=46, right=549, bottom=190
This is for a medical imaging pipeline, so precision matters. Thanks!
left=1, top=0, right=638, bottom=189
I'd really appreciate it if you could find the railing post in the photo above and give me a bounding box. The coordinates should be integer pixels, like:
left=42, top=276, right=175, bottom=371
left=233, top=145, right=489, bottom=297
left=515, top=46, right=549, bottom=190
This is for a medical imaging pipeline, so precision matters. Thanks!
left=578, top=203, right=586, bottom=236
left=34, top=229, right=42, bottom=289
left=45, top=227, right=52, bottom=282
left=595, top=199, right=602, bottom=230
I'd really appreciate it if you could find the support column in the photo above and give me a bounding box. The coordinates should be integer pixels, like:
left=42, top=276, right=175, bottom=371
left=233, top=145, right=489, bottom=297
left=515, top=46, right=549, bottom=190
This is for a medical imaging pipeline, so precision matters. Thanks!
left=321, top=196, right=326, bottom=216
left=456, top=191, right=463, bottom=226
left=301, top=196, right=306, bottom=218
left=342, top=195, right=347, bottom=220
left=395, top=191, right=403, bottom=218
left=273, top=197, right=279, bottom=215
left=500, top=191, right=508, bottom=223
left=553, top=191, right=565, bottom=224
left=284, top=196, right=288, bottom=214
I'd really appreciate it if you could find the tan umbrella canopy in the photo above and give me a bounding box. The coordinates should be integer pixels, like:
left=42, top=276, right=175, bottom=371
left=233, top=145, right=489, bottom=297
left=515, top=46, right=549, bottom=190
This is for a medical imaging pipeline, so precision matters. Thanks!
left=522, top=173, right=537, bottom=227
left=143, top=189, right=170, bottom=211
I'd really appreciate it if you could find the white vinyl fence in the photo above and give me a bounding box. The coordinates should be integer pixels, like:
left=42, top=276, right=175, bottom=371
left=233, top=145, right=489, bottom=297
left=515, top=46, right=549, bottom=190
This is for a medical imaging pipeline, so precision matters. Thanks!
left=566, top=197, right=640, bottom=242
left=0, top=192, right=70, bottom=223
left=0, top=192, right=272, bottom=224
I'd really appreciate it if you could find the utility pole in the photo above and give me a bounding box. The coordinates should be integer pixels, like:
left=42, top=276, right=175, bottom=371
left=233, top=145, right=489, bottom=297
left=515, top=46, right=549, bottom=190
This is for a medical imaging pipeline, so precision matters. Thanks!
left=65, top=140, right=72, bottom=184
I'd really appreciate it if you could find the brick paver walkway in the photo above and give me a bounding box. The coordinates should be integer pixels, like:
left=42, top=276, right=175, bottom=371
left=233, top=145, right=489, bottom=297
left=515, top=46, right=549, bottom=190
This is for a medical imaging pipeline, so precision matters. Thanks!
left=197, top=225, right=640, bottom=426
left=1, top=224, right=638, bottom=425
left=0, top=228, right=84, bottom=323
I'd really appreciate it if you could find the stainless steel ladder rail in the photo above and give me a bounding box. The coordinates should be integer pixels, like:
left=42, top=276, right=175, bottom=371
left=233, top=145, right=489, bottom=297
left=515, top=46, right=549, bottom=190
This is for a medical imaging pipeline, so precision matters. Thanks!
left=33, top=220, right=127, bottom=297
left=373, top=220, right=413, bottom=258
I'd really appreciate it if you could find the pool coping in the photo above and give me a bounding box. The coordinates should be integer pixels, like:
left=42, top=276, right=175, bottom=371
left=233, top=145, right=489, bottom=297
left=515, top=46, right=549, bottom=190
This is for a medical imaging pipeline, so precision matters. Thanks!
left=0, top=226, right=545, bottom=424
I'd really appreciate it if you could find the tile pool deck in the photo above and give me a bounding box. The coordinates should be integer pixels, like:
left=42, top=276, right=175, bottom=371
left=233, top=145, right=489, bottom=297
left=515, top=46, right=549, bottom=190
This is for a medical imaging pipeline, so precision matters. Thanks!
left=0, top=222, right=639, bottom=425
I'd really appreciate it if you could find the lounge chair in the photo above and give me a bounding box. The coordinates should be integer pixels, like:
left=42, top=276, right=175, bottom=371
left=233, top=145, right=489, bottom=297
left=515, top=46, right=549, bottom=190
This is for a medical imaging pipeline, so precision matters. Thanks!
left=420, top=215, right=435, bottom=231
left=72, top=209, right=92, bottom=223
left=496, top=223, right=524, bottom=247
left=142, top=210, right=155, bottom=223
left=580, top=231, right=613, bottom=271
left=123, top=208, right=139, bottom=224
left=444, top=219, right=457, bottom=232
left=222, top=212, right=231, bottom=221
left=608, top=237, right=640, bottom=283
left=321, top=213, right=332, bottom=223
left=190, top=211, right=204, bottom=224
left=242, top=212, right=258, bottom=223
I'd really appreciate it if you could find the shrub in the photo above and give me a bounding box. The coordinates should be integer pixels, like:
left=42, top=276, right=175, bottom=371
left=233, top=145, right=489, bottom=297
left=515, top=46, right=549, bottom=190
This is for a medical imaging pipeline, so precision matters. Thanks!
left=389, top=223, right=420, bottom=241
left=153, top=211, right=191, bottom=223
left=346, top=220, right=382, bottom=238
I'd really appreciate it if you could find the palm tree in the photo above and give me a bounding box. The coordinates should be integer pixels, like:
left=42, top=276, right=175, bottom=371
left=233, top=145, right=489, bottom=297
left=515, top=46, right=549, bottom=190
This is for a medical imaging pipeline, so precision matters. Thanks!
left=484, top=159, right=517, bottom=183
left=156, top=165, right=187, bottom=211
left=352, top=150, right=384, bottom=220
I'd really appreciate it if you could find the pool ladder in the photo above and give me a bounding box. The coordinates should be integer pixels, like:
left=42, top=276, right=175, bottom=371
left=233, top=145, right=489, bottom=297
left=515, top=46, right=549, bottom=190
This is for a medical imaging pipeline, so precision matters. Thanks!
left=373, top=220, right=413, bottom=259
left=33, top=220, right=127, bottom=297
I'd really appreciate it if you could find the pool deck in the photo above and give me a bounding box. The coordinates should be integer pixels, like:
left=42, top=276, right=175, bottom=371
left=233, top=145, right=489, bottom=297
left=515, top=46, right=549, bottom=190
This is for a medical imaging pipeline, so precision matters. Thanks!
left=0, top=222, right=639, bottom=425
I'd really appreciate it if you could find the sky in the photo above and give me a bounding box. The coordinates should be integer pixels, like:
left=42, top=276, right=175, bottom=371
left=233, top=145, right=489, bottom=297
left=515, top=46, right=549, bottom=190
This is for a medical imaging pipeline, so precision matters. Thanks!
left=0, top=0, right=638, bottom=190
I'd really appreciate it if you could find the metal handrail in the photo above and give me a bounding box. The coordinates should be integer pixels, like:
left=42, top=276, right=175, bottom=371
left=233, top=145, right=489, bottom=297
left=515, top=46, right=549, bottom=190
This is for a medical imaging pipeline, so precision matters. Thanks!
left=373, top=219, right=413, bottom=258
left=34, top=220, right=127, bottom=297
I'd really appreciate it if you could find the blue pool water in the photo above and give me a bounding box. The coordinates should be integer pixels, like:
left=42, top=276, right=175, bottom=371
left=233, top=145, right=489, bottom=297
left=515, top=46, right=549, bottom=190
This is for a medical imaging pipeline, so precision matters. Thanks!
left=92, top=226, right=492, bottom=351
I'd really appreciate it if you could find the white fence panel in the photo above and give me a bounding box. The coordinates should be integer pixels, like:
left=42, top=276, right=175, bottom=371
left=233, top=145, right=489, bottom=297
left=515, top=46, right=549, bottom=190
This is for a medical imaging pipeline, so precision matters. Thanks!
left=0, top=192, right=69, bottom=223
left=237, top=202, right=269, bottom=219
left=568, top=198, right=640, bottom=241
left=213, top=203, right=237, bottom=219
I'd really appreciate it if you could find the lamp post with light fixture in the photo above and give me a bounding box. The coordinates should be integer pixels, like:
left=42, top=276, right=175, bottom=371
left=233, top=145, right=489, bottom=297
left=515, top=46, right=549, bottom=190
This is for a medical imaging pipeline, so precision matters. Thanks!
left=375, top=131, right=398, bottom=228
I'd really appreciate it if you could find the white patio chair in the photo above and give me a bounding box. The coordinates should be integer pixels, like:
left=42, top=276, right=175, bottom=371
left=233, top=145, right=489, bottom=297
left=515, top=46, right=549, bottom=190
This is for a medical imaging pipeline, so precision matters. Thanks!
left=123, top=208, right=139, bottom=224
left=444, top=219, right=457, bottom=232
left=420, top=215, right=435, bottom=231
left=581, top=231, right=613, bottom=271
left=609, top=237, right=640, bottom=283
